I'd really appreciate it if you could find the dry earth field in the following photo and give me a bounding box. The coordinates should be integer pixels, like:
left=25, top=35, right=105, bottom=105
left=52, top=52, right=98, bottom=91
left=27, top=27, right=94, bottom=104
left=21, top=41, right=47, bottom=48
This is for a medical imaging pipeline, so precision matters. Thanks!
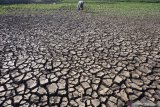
left=0, top=10, right=160, bottom=107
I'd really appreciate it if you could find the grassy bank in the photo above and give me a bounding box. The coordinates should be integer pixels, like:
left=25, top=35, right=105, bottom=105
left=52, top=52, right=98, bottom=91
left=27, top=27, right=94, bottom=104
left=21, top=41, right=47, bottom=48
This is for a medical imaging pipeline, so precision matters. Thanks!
left=0, top=2, right=160, bottom=17
left=0, top=3, right=75, bottom=14
left=86, top=2, right=160, bottom=17
left=60, top=0, right=160, bottom=3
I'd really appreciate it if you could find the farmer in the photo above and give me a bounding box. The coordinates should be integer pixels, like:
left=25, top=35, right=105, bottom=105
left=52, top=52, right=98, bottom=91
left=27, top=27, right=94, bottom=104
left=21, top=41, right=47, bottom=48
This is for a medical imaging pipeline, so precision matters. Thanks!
left=77, top=0, right=84, bottom=11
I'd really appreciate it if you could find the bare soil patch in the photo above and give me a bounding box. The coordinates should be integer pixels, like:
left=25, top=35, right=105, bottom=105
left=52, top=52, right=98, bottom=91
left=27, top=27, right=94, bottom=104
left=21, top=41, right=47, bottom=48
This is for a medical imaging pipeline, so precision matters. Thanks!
left=0, top=10, right=160, bottom=107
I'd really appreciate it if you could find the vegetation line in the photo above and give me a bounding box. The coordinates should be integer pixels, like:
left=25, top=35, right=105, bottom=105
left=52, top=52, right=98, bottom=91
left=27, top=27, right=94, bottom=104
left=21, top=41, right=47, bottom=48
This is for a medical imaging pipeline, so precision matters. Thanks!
left=0, top=0, right=160, bottom=17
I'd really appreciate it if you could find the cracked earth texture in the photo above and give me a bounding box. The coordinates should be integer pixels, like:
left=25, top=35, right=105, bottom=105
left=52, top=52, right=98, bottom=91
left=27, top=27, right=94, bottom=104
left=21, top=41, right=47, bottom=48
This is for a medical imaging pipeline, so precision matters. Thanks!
left=0, top=10, right=160, bottom=107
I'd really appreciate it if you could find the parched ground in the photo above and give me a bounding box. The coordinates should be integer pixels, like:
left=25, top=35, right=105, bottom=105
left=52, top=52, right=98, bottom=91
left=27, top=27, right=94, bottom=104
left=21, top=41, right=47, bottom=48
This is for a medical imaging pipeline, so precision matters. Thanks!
left=0, top=10, right=160, bottom=107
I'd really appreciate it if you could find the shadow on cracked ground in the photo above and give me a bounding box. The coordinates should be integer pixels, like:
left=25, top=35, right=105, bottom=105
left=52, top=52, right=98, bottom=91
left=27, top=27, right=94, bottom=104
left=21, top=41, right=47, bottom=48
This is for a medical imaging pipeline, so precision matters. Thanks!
left=0, top=10, right=160, bottom=107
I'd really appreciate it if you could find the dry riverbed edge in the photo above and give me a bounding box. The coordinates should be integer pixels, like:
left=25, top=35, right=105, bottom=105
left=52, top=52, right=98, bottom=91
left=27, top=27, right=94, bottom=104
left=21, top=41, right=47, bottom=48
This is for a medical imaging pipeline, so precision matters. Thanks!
left=0, top=10, right=160, bottom=107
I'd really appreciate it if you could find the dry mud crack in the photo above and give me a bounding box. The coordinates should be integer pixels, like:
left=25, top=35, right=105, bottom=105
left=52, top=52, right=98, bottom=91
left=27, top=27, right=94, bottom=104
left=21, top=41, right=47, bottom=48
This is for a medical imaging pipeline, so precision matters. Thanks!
left=0, top=11, right=160, bottom=107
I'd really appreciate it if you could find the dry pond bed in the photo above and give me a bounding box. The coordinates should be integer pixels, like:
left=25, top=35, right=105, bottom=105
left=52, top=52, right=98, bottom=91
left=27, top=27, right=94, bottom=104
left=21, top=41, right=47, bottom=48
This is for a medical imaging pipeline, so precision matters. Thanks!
left=0, top=10, right=160, bottom=107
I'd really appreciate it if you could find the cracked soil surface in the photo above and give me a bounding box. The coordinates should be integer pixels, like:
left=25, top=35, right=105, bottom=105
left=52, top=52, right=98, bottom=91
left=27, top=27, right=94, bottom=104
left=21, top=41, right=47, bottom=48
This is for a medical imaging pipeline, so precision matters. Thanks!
left=0, top=10, right=160, bottom=107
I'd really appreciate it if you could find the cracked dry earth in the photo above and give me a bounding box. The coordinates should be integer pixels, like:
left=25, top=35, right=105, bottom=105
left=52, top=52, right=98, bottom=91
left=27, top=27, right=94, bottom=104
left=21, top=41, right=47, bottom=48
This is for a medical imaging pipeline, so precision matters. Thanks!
left=0, top=10, right=160, bottom=107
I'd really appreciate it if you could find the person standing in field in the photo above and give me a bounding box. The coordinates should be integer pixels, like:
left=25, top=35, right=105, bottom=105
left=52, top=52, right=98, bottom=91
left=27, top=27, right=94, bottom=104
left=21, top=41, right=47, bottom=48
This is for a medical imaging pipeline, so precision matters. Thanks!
left=77, top=0, right=84, bottom=11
